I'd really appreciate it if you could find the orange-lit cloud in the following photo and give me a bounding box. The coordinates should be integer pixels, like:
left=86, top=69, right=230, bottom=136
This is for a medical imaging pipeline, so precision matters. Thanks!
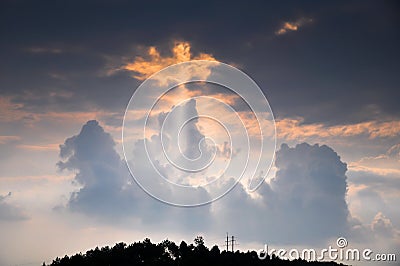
left=0, top=97, right=26, bottom=122
left=276, top=117, right=400, bottom=140
left=16, top=143, right=60, bottom=151
left=0, top=135, right=20, bottom=144
left=0, top=95, right=118, bottom=127
left=123, top=41, right=216, bottom=80
left=276, top=17, right=313, bottom=35
left=349, top=143, right=400, bottom=174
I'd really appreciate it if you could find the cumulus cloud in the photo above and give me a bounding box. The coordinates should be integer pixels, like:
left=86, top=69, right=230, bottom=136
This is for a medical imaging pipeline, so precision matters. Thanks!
left=59, top=120, right=398, bottom=248
left=57, top=120, right=212, bottom=229
left=269, top=143, right=350, bottom=240
left=0, top=192, right=28, bottom=221
left=371, top=212, right=399, bottom=238
left=214, top=143, right=351, bottom=245
left=57, top=120, right=134, bottom=217
left=275, top=17, right=313, bottom=35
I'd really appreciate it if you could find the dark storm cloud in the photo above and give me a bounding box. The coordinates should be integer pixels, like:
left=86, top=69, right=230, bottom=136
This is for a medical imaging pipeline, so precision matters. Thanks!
left=1, top=0, right=399, bottom=125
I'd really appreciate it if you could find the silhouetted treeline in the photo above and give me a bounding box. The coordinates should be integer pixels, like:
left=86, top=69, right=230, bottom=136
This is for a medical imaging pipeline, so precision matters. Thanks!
left=44, top=236, right=347, bottom=266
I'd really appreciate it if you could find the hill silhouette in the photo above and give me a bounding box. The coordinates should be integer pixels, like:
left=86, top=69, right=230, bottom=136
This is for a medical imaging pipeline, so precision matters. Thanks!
left=44, top=237, right=347, bottom=266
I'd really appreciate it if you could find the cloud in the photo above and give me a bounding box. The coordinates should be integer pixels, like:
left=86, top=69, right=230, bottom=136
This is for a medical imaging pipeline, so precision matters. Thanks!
left=25, top=47, right=63, bottom=54
left=57, top=120, right=212, bottom=229
left=275, top=17, right=313, bottom=35
left=17, top=143, right=59, bottom=151
left=351, top=143, right=400, bottom=172
left=345, top=144, right=400, bottom=232
left=1, top=1, right=399, bottom=127
left=0, top=96, right=26, bottom=123
left=276, top=117, right=400, bottom=141
left=347, top=143, right=400, bottom=200
left=56, top=118, right=397, bottom=248
left=0, top=135, right=20, bottom=144
left=371, top=212, right=399, bottom=238
left=269, top=143, right=350, bottom=242
left=0, top=192, right=28, bottom=221
left=127, top=98, right=238, bottom=203
left=57, top=120, right=144, bottom=219
left=214, top=142, right=351, bottom=245
left=122, top=41, right=216, bottom=80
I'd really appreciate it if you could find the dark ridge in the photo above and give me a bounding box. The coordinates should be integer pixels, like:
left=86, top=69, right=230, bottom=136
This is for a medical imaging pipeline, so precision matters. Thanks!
left=44, top=236, right=347, bottom=266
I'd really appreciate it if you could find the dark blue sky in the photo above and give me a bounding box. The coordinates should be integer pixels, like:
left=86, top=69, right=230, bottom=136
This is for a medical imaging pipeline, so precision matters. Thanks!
left=1, top=0, right=399, bottom=124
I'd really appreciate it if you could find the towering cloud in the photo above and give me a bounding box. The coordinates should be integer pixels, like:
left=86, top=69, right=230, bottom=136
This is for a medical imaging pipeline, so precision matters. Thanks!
left=210, top=143, right=351, bottom=245
left=57, top=120, right=212, bottom=229
left=57, top=120, right=135, bottom=218
left=268, top=143, right=350, bottom=243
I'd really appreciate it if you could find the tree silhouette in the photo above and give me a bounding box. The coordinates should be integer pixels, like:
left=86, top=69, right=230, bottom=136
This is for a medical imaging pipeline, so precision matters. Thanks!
left=44, top=237, right=348, bottom=266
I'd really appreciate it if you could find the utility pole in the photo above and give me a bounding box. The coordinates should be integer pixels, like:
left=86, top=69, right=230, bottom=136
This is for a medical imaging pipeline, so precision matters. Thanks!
left=226, top=232, right=229, bottom=252
left=231, top=235, right=235, bottom=252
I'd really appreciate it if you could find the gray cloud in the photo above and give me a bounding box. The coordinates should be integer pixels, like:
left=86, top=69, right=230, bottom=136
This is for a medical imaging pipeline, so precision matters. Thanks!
left=215, top=143, right=351, bottom=245
left=57, top=120, right=212, bottom=230
left=270, top=143, right=350, bottom=242
left=57, top=120, right=397, bottom=247
left=57, top=120, right=134, bottom=218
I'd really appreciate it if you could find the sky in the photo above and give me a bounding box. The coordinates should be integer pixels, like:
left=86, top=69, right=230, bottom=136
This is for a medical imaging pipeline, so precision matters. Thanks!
left=0, top=0, right=399, bottom=265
